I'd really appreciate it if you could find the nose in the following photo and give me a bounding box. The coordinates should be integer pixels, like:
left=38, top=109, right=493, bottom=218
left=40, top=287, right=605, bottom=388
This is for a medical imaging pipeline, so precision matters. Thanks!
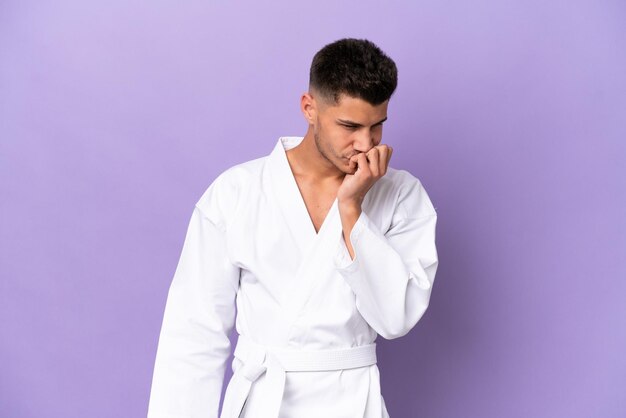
left=354, top=130, right=375, bottom=153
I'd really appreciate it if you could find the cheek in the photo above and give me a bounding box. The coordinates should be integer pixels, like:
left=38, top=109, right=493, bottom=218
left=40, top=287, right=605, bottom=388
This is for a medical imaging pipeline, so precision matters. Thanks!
left=373, top=127, right=384, bottom=144
left=338, top=133, right=356, bottom=153
left=327, top=128, right=349, bottom=147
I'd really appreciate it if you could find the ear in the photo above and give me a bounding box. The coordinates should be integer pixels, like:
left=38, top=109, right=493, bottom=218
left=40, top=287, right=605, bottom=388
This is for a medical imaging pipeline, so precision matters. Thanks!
left=300, top=92, right=317, bottom=124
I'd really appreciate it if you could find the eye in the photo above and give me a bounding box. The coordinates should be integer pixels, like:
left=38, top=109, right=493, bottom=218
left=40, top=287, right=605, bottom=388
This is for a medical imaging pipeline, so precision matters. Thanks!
left=342, top=125, right=358, bottom=130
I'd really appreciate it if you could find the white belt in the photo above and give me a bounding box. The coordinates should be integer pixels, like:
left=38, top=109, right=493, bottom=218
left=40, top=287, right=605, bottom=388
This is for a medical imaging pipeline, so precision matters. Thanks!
left=220, top=334, right=377, bottom=418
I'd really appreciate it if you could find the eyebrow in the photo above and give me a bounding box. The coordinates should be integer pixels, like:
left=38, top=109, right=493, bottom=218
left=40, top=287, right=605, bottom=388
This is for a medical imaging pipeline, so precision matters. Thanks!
left=336, top=116, right=388, bottom=127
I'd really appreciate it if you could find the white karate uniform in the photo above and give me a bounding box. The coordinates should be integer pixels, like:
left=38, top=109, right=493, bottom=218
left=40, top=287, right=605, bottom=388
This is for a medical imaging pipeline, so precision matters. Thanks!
left=147, top=136, right=439, bottom=418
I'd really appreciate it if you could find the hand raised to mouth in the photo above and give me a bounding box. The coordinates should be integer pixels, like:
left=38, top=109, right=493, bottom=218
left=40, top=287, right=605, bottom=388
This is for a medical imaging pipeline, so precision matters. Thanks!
left=338, top=144, right=394, bottom=206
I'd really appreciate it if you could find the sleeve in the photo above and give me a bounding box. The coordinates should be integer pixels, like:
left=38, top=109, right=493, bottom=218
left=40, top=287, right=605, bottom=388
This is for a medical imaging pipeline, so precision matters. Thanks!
left=147, top=201, right=240, bottom=418
left=333, top=179, right=438, bottom=340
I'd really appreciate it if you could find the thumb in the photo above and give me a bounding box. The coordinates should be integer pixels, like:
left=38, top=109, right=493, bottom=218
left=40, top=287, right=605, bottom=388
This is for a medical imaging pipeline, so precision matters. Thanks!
left=348, top=154, right=360, bottom=170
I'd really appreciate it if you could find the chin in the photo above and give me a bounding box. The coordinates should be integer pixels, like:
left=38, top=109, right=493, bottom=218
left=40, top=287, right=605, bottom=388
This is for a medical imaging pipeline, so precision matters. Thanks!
left=339, top=161, right=356, bottom=175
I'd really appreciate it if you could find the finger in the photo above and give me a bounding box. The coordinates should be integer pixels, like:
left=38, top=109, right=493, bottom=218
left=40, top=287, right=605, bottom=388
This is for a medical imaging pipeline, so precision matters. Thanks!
left=377, top=146, right=389, bottom=175
left=348, top=154, right=359, bottom=171
left=367, top=147, right=380, bottom=177
left=356, top=153, right=371, bottom=176
left=386, top=146, right=393, bottom=167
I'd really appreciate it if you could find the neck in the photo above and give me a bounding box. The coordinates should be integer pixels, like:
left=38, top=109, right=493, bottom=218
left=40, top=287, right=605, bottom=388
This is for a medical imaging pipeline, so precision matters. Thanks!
left=286, top=127, right=345, bottom=183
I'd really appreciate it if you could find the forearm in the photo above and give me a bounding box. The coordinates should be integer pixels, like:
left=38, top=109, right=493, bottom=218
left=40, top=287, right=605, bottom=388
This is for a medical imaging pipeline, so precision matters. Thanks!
left=334, top=210, right=438, bottom=339
left=338, top=199, right=362, bottom=260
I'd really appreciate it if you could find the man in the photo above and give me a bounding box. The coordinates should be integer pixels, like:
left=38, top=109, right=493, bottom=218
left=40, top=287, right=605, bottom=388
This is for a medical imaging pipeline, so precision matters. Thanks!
left=147, top=38, right=439, bottom=418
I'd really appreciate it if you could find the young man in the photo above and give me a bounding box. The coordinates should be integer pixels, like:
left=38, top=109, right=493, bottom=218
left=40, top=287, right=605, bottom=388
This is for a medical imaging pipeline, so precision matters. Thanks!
left=148, top=38, right=439, bottom=418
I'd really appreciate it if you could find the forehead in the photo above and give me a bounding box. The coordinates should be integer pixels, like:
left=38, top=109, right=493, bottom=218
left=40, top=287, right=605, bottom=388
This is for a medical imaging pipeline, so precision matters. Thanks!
left=323, top=93, right=388, bottom=120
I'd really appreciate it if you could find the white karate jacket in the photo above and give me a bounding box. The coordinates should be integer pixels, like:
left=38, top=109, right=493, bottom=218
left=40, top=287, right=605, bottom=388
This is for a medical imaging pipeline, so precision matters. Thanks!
left=147, top=136, right=439, bottom=418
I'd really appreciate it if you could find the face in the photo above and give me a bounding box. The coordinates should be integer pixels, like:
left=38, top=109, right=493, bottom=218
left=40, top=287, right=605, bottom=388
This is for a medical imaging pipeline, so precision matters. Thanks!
left=310, top=93, right=389, bottom=174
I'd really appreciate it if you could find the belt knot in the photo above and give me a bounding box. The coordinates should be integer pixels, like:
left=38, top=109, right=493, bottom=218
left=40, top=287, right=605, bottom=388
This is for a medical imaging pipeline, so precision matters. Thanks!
left=238, top=344, right=268, bottom=382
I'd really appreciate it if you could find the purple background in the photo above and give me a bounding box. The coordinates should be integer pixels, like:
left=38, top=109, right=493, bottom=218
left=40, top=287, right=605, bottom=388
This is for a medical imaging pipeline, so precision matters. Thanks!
left=1, top=1, right=625, bottom=417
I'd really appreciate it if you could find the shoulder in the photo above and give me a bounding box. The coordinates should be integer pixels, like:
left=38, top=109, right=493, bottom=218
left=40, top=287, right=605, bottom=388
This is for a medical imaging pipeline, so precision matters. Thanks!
left=373, top=167, right=437, bottom=219
left=194, top=156, right=267, bottom=229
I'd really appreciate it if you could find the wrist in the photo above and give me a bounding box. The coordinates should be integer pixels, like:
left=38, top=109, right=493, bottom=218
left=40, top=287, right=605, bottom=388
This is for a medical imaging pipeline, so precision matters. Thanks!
left=338, top=198, right=362, bottom=213
left=338, top=191, right=364, bottom=206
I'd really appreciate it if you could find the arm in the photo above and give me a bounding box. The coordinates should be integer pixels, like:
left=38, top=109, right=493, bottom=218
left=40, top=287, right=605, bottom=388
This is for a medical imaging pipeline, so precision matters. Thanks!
left=335, top=180, right=439, bottom=340
left=147, top=201, right=240, bottom=418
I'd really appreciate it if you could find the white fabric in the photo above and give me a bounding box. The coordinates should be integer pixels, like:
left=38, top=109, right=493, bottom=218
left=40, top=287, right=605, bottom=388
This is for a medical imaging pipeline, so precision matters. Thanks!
left=147, top=136, right=439, bottom=418
left=220, top=334, right=377, bottom=418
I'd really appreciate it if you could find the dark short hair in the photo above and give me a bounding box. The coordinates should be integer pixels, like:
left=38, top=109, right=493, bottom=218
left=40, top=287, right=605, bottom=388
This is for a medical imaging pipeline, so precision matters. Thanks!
left=309, top=38, right=398, bottom=106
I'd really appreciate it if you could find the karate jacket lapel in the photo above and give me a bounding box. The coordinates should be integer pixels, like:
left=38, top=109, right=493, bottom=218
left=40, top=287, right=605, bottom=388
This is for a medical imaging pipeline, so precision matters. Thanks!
left=265, top=137, right=343, bottom=341
left=266, top=137, right=317, bottom=257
